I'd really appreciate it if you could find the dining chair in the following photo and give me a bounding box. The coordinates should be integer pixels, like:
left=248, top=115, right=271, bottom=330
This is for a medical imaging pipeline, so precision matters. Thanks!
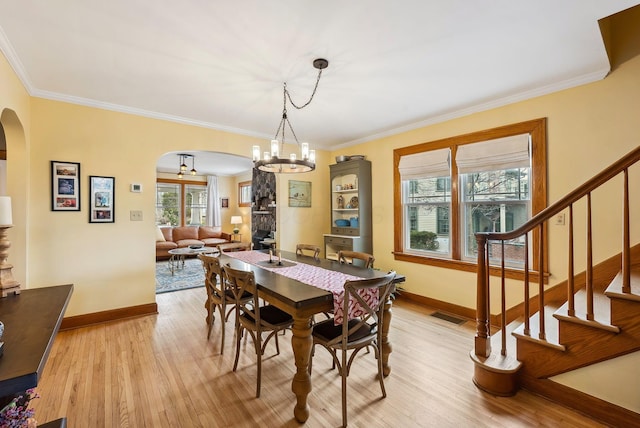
left=222, top=264, right=294, bottom=398
left=217, top=241, right=252, bottom=253
left=198, top=253, right=252, bottom=354
left=337, top=250, right=375, bottom=269
left=296, top=243, right=321, bottom=259
left=310, top=271, right=396, bottom=427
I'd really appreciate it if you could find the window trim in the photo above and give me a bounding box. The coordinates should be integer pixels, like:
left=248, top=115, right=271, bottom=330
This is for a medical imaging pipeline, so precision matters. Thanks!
left=156, top=178, right=207, bottom=227
left=393, top=118, right=548, bottom=281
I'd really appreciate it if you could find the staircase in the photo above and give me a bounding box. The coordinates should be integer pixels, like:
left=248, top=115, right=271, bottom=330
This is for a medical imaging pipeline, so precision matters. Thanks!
left=470, top=146, right=640, bottom=426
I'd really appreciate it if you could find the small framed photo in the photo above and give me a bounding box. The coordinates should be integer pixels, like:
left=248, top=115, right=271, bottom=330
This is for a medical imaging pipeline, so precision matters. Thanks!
left=221, top=197, right=229, bottom=209
left=89, top=176, right=115, bottom=223
left=51, top=161, right=81, bottom=211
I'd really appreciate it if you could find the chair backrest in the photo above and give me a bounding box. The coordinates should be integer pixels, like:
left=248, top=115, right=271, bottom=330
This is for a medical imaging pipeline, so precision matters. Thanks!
left=338, top=250, right=375, bottom=269
left=221, top=264, right=259, bottom=321
left=198, top=253, right=224, bottom=300
left=296, top=244, right=320, bottom=259
left=218, top=242, right=252, bottom=253
left=334, top=271, right=397, bottom=346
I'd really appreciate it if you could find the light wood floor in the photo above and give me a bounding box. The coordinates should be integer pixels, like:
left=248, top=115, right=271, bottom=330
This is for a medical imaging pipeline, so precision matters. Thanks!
left=32, top=288, right=605, bottom=427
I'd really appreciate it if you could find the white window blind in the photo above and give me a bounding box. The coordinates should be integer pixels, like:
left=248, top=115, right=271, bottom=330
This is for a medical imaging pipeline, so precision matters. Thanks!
left=399, top=148, right=450, bottom=180
left=455, top=134, right=530, bottom=173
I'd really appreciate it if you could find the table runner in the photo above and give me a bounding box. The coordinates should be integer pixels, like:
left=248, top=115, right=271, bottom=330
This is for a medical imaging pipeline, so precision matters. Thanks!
left=225, top=251, right=378, bottom=324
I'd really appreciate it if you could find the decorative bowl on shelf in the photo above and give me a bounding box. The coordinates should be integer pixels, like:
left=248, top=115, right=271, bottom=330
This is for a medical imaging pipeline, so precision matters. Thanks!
left=335, top=219, right=350, bottom=227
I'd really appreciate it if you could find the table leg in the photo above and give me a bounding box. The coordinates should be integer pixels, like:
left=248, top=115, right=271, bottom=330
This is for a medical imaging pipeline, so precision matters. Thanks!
left=291, top=315, right=313, bottom=423
left=381, top=296, right=394, bottom=376
left=168, top=255, right=176, bottom=276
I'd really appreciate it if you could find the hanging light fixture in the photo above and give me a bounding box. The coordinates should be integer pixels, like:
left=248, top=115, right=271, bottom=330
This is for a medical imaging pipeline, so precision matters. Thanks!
left=190, top=156, right=197, bottom=175
left=177, top=154, right=196, bottom=179
left=252, top=58, right=328, bottom=173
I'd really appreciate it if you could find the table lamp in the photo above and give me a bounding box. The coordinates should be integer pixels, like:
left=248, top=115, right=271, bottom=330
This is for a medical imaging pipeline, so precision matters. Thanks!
left=0, top=196, right=20, bottom=297
left=231, top=215, right=242, bottom=235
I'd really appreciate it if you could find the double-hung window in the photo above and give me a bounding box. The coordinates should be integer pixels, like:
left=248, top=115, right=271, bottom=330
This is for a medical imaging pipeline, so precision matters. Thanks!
left=156, top=179, right=208, bottom=226
left=394, top=119, right=547, bottom=277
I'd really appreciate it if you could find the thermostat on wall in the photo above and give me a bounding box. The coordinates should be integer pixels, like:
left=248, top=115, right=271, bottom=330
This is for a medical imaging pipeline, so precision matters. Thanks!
left=130, top=183, right=143, bottom=193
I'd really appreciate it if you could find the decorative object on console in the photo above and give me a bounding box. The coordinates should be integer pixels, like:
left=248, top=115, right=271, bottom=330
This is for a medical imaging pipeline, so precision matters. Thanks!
left=252, top=58, right=329, bottom=174
left=231, top=215, right=242, bottom=234
left=50, top=160, right=80, bottom=211
left=0, top=196, right=20, bottom=297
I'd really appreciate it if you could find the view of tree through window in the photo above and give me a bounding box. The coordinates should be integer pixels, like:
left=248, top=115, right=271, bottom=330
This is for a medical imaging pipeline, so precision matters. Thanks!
left=155, top=181, right=207, bottom=226
left=394, top=118, right=547, bottom=275
left=156, top=183, right=180, bottom=226
left=461, top=168, right=529, bottom=265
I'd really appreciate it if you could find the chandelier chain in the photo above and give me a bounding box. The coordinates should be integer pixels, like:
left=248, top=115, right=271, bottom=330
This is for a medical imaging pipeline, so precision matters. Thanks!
left=284, top=68, right=324, bottom=110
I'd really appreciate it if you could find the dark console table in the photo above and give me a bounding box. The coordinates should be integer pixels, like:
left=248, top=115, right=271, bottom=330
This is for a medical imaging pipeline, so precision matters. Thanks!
left=0, top=284, right=73, bottom=426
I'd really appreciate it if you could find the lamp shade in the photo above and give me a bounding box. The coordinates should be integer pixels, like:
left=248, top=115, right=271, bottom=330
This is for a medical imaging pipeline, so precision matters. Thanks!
left=230, top=216, right=242, bottom=225
left=0, top=196, right=12, bottom=225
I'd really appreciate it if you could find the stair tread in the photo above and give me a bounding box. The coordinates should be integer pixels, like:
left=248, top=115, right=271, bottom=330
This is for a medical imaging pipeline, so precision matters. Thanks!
left=512, top=305, right=562, bottom=348
left=605, top=266, right=640, bottom=301
left=554, top=288, right=613, bottom=326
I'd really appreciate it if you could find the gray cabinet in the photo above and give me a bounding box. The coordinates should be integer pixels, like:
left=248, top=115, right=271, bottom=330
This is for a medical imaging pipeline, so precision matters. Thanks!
left=324, top=159, right=372, bottom=260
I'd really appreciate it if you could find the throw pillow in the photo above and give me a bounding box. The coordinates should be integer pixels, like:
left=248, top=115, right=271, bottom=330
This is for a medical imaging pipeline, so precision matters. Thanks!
left=156, top=226, right=166, bottom=242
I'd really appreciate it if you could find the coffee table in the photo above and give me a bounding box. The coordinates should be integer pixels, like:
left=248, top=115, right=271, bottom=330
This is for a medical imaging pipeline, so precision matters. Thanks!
left=167, top=247, right=217, bottom=275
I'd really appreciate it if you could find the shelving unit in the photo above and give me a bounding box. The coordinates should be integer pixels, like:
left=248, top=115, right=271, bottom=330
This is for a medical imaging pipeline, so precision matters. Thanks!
left=324, top=159, right=372, bottom=260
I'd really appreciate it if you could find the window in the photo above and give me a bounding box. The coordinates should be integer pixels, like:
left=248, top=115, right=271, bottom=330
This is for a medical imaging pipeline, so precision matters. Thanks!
left=156, top=179, right=207, bottom=226
left=238, top=181, right=252, bottom=207
left=393, top=118, right=547, bottom=277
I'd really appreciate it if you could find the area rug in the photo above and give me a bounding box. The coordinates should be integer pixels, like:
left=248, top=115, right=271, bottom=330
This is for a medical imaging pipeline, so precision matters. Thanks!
left=155, top=257, right=205, bottom=294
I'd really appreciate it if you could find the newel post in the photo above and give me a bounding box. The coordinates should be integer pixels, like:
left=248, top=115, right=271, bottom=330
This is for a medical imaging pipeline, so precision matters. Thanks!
left=475, top=233, right=491, bottom=357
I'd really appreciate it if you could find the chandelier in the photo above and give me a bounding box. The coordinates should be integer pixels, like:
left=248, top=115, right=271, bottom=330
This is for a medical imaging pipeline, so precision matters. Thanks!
left=177, top=154, right=196, bottom=179
left=252, top=58, right=329, bottom=173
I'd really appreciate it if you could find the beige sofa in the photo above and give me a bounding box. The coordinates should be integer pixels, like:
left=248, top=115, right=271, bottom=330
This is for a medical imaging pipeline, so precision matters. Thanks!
left=156, top=226, right=232, bottom=260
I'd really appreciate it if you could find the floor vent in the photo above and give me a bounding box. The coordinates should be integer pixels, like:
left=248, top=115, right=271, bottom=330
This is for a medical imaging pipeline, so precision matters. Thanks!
left=430, top=311, right=467, bottom=325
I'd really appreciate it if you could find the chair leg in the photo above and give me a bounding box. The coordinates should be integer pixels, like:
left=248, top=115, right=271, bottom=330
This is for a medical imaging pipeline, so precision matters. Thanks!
left=233, top=328, right=242, bottom=372
left=255, top=331, right=263, bottom=398
left=206, top=303, right=215, bottom=340
left=376, top=345, right=387, bottom=398
left=342, top=348, right=348, bottom=427
left=217, top=304, right=225, bottom=355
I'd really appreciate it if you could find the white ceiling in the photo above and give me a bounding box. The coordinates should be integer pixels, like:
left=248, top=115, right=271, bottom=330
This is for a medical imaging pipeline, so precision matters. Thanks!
left=0, top=1, right=638, bottom=175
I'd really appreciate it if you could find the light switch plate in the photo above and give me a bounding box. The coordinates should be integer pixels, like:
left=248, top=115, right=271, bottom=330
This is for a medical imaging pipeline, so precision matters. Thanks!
left=130, top=210, right=143, bottom=221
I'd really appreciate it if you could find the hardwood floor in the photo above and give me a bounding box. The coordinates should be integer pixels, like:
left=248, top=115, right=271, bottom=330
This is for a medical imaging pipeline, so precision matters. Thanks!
left=32, top=288, right=606, bottom=427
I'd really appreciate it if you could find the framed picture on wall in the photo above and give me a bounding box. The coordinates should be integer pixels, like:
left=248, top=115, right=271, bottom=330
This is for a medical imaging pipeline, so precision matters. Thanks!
left=89, top=175, right=115, bottom=223
left=51, top=160, right=81, bottom=211
left=288, top=180, right=311, bottom=207
left=221, top=197, right=229, bottom=208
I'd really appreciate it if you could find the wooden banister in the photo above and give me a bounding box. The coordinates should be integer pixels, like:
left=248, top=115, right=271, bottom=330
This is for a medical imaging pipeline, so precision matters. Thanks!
left=474, top=145, right=640, bottom=365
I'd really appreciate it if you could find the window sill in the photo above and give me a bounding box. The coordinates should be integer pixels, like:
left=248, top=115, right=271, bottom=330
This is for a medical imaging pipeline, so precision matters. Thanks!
left=393, top=251, right=547, bottom=283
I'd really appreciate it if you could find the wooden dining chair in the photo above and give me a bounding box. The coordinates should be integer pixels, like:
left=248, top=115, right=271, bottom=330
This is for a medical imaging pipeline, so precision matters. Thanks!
left=309, top=271, right=396, bottom=427
left=296, top=244, right=320, bottom=260
left=337, top=250, right=375, bottom=269
left=217, top=242, right=252, bottom=253
left=222, top=264, right=294, bottom=398
left=198, top=253, right=252, bottom=354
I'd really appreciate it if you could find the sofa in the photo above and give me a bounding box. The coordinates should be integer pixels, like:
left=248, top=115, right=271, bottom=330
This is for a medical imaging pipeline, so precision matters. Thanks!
left=156, top=226, right=232, bottom=260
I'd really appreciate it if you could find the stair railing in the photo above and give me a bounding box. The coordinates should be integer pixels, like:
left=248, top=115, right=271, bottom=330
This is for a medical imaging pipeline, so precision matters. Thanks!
left=474, top=145, right=640, bottom=358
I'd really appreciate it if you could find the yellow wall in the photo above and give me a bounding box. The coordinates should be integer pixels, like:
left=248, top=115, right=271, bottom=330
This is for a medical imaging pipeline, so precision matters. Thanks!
left=15, top=97, right=327, bottom=316
left=1, top=13, right=639, bottom=413
left=333, top=51, right=640, bottom=311
left=1, top=40, right=638, bottom=316
left=0, top=51, right=31, bottom=289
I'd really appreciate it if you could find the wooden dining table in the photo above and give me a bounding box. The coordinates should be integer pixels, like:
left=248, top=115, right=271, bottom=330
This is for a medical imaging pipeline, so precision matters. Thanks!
left=218, top=249, right=404, bottom=423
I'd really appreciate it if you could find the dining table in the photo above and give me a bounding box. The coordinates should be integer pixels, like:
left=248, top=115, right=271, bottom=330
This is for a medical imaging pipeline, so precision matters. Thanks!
left=218, top=249, right=405, bottom=423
